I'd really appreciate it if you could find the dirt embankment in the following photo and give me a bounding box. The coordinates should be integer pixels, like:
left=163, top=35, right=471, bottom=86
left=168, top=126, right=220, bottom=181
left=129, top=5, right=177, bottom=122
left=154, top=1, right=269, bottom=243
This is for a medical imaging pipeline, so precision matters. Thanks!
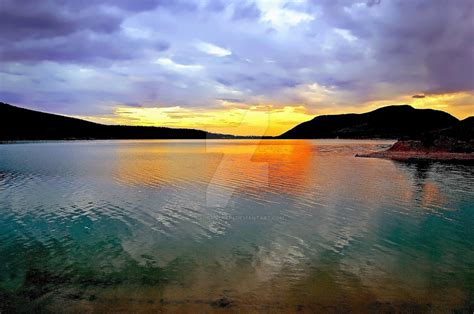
left=356, top=139, right=474, bottom=161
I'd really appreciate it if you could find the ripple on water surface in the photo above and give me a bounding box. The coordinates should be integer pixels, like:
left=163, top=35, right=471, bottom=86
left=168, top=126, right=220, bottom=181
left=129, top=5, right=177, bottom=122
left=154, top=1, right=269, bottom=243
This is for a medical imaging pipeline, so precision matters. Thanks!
left=0, top=140, right=473, bottom=311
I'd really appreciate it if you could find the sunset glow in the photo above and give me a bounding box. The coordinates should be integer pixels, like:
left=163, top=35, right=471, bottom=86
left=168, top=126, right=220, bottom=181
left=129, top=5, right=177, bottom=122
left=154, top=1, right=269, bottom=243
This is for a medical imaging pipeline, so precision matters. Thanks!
left=1, top=0, right=474, bottom=311
left=76, top=90, right=473, bottom=136
left=78, top=105, right=315, bottom=136
left=1, top=0, right=473, bottom=135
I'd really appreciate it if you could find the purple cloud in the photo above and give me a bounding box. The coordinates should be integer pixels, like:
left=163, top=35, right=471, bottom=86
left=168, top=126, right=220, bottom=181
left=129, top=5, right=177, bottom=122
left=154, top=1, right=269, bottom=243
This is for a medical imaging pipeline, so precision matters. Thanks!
left=0, top=0, right=472, bottom=116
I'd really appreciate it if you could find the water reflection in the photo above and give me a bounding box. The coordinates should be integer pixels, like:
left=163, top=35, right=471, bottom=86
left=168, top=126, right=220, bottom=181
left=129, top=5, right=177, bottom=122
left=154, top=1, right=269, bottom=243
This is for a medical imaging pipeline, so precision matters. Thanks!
left=0, top=140, right=473, bottom=312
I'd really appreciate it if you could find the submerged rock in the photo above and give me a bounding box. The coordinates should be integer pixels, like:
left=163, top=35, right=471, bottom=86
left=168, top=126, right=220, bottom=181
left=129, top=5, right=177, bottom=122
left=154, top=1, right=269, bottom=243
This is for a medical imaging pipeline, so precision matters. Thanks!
left=211, top=297, right=232, bottom=308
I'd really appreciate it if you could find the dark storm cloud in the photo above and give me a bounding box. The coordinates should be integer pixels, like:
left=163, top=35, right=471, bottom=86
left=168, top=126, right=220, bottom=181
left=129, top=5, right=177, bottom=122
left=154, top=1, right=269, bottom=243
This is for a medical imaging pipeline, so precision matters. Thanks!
left=1, top=0, right=473, bottom=115
left=0, top=1, right=121, bottom=41
left=313, top=0, right=474, bottom=94
left=0, top=0, right=194, bottom=42
left=0, top=0, right=170, bottom=64
left=1, top=31, right=169, bottom=63
left=366, top=0, right=382, bottom=7
left=232, top=2, right=261, bottom=20
left=2, top=33, right=131, bottom=62
left=205, top=0, right=226, bottom=12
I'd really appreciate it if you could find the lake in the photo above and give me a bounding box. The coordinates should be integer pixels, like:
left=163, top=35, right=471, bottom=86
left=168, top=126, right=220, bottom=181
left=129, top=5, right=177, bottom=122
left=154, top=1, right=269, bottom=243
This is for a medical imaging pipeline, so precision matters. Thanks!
left=0, top=140, right=473, bottom=312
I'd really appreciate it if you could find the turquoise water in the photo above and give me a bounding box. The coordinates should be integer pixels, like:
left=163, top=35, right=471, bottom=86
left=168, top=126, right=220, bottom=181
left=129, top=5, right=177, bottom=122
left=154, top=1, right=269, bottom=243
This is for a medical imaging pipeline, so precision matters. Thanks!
left=0, top=140, right=473, bottom=312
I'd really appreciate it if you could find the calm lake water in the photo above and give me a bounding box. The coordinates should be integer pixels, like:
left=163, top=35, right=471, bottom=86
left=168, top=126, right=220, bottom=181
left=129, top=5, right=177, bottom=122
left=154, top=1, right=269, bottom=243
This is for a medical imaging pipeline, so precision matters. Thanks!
left=0, top=140, right=473, bottom=312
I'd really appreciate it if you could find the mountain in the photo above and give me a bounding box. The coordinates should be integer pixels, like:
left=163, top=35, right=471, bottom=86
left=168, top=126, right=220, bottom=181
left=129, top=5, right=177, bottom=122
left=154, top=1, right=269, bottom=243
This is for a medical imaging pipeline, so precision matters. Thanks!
left=0, top=102, right=234, bottom=140
left=1, top=102, right=467, bottom=142
left=421, top=115, right=474, bottom=153
left=278, top=105, right=460, bottom=139
left=437, top=116, right=474, bottom=141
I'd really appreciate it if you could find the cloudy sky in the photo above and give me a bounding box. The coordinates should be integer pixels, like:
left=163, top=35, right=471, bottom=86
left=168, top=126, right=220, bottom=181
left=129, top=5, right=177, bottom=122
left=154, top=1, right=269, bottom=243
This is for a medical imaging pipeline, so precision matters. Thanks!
left=1, top=0, right=473, bottom=135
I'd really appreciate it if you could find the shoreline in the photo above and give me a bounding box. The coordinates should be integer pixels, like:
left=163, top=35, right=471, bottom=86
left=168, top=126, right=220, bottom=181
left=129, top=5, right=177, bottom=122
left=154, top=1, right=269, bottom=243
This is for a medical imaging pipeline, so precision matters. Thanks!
left=356, top=151, right=474, bottom=161
left=0, top=138, right=396, bottom=144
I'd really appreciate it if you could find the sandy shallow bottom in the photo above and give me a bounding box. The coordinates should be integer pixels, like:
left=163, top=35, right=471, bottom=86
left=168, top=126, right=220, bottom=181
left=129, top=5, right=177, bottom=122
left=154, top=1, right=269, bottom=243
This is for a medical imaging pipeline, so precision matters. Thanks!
left=4, top=284, right=473, bottom=313
left=17, top=297, right=474, bottom=313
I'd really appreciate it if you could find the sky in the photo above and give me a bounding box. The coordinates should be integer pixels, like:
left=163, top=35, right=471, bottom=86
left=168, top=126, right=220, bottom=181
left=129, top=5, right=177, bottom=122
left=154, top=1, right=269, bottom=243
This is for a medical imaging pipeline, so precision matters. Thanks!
left=1, top=0, right=473, bottom=136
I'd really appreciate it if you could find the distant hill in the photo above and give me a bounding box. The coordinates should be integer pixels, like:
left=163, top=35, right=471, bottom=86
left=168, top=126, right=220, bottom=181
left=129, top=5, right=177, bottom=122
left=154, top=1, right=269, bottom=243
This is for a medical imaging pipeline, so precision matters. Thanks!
left=0, top=102, right=234, bottom=140
left=418, top=115, right=474, bottom=153
left=1, top=102, right=468, bottom=142
left=278, top=105, right=460, bottom=139
left=437, top=116, right=474, bottom=141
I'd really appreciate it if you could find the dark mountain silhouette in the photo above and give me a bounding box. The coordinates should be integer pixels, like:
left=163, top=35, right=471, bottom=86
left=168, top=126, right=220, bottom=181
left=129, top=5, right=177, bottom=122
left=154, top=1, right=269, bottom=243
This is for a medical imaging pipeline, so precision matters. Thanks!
left=278, top=105, right=460, bottom=139
left=0, top=102, right=235, bottom=140
left=415, top=115, right=474, bottom=153
left=1, top=102, right=467, bottom=142
left=438, top=116, right=474, bottom=141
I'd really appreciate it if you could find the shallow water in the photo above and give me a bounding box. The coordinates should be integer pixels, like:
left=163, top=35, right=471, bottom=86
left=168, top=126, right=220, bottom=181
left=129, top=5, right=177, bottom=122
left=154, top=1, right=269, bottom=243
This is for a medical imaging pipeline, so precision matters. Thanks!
left=0, top=139, right=473, bottom=312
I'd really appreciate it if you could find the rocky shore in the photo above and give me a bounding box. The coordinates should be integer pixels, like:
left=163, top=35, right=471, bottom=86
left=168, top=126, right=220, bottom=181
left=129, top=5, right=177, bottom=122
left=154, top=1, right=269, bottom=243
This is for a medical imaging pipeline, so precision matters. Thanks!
left=357, top=117, right=474, bottom=161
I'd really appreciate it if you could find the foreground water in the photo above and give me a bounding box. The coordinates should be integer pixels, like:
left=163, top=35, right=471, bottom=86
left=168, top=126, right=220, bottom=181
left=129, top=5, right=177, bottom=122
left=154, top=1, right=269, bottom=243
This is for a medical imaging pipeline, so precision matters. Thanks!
left=0, top=140, right=473, bottom=312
